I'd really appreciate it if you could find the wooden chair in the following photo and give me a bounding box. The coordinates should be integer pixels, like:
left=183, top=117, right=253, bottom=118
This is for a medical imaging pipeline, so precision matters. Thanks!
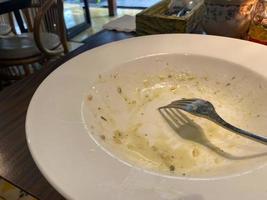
left=108, top=0, right=117, bottom=16
left=0, top=0, right=68, bottom=81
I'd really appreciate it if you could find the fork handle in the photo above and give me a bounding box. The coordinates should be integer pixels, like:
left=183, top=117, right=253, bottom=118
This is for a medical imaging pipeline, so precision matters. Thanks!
left=210, top=113, right=267, bottom=145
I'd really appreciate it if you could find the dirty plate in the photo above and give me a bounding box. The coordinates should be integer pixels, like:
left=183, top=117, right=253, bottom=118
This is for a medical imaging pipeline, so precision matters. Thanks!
left=26, top=34, right=267, bottom=200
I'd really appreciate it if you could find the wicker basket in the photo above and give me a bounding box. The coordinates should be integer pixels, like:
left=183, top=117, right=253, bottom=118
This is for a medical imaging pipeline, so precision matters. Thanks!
left=136, top=0, right=204, bottom=35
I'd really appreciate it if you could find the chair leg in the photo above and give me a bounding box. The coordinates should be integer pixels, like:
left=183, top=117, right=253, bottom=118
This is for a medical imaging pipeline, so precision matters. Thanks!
left=1, top=66, right=25, bottom=80
left=8, top=13, right=17, bottom=34
left=39, top=58, right=49, bottom=68
left=108, top=0, right=117, bottom=16
left=0, top=58, right=50, bottom=87
left=23, top=65, right=31, bottom=76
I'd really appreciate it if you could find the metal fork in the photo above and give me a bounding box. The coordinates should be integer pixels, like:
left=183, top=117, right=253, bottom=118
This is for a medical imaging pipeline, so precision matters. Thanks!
left=159, top=98, right=267, bottom=145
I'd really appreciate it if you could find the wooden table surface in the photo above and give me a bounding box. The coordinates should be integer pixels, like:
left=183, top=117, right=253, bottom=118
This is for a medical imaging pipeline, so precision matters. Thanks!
left=0, top=30, right=134, bottom=199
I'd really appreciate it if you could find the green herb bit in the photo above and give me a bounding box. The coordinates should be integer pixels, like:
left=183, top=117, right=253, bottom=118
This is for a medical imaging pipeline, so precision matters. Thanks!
left=117, top=87, right=122, bottom=94
left=100, top=116, right=107, bottom=121
left=87, top=95, right=93, bottom=101
left=169, top=165, right=175, bottom=171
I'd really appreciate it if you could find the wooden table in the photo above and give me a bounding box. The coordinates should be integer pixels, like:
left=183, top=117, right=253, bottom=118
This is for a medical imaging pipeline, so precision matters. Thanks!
left=0, top=30, right=135, bottom=199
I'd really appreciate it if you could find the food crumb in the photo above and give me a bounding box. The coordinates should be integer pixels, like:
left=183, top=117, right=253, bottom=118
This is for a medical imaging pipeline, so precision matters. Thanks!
left=169, top=165, right=175, bottom=171
left=182, top=173, right=186, bottom=176
left=136, top=88, right=141, bottom=92
left=113, top=138, right=121, bottom=144
left=214, top=90, right=219, bottom=95
left=113, top=73, right=118, bottom=79
left=170, top=86, right=176, bottom=91
left=143, top=80, right=149, bottom=86
left=113, top=130, right=122, bottom=144
left=131, top=100, right=136, bottom=104
left=98, top=74, right=102, bottom=79
left=98, top=107, right=101, bottom=110
left=114, top=130, right=122, bottom=137
left=159, top=75, right=165, bottom=80
left=257, top=114, right=260, bottom=118
left=231, top=76, right=236, bottom=80
left=141, top=112, right=144, bottom=115
left=187, top=76, right=195, bottom=80
left=100, top=135, right=106, bottom=140
left=117, top=87, right=122, bottom=94
left=100, top=116, right=107, bottom=121
left=124, top=97, right=128, bottom=102
left=87, top=95, right=93, bottom=101
left=168, top=74, right=172, bottom=78
left=192, top=148, right=200, bottom=157
left=225, top=83, right=231, bottom=87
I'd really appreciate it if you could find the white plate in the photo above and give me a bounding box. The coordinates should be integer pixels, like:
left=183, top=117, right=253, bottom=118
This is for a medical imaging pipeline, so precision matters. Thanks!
left=26, top=34, right=267, bottom=200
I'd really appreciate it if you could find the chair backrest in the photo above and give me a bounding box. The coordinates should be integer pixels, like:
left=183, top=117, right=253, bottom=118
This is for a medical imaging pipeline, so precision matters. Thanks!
left=23, top=0, right=58, bottom=33
left=0, top=14, right=9, bottom=25
left=0, top=13, right=15, bottom=35
left=32, top=0, right=68, bottom=56
left=1, top=0, right=68, bottom=56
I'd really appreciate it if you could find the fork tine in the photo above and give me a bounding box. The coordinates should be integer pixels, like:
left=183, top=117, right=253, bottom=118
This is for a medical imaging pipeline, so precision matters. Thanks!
left=159, top=102, right=190, bottom=110
left=173, top=108, right=192, bottom=123
left=159, top=108, right=182, bottom=127
left=170, top=100, right=193, bottom=106
left=171, top=99, right=192, bottom=104
left=165, top=108, right=183, bottom=126
left=169, top=109, right=188, bottom=124
left=172, top=103, right=189, bottom=111
left=171, top=98, right=199, bottom=104
left=158, top=105, right=173, bottom=110
left=170, top=102, right=190, bottom=107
